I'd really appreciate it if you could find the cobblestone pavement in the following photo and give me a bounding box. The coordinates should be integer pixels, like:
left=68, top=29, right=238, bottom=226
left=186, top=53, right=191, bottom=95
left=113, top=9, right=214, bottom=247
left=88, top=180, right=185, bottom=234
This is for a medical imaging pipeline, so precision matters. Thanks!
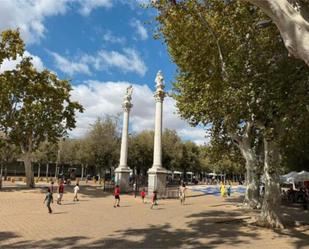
left=0, top=182, right=308, bottom=249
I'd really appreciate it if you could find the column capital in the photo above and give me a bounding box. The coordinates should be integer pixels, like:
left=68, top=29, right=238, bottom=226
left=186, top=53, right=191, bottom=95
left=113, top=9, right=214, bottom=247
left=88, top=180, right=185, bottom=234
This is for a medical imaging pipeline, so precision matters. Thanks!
left=154, top=89, right=166, bottom=102
left=122, top=101, right=133, bottom=112
left=122, top=85, right=133, bottom=112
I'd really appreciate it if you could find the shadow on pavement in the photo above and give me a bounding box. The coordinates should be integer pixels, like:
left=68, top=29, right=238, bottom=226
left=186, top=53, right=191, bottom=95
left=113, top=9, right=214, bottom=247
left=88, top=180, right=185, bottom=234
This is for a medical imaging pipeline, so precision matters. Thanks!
left=1, top=208, right=308, bottom=249
left=0, top=233, right=88, bottom=249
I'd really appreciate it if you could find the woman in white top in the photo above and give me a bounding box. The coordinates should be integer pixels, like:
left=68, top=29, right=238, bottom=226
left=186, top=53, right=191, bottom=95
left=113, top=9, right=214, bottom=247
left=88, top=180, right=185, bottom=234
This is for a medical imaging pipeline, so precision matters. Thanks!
left=179, top=183, right=187, bottom=205
left=73, top=183, right=80, bottom=201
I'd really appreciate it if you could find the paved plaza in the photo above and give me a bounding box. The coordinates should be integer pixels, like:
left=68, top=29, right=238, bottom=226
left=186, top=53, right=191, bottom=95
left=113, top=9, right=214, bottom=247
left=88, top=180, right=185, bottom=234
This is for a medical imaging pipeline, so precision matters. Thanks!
left=0, top=183, right=308, bottom=249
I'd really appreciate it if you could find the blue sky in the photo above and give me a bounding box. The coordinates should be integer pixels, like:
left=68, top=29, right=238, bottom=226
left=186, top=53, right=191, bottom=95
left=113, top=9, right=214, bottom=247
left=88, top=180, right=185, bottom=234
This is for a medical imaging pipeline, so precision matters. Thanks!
left=0, top=0, right=208, bottom=144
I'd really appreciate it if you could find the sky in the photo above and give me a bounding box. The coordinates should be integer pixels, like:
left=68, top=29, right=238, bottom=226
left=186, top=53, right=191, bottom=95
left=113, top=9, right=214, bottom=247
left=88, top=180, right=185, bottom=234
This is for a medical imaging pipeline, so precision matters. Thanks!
left=0, top=0, right=208, bottom=145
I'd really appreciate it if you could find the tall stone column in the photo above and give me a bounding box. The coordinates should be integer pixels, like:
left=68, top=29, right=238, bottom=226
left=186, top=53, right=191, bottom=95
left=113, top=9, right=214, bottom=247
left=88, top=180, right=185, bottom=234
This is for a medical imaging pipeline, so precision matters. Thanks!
left=148, top=71, right=167, bottom=197
left=115, top=85, right=133, bottom=192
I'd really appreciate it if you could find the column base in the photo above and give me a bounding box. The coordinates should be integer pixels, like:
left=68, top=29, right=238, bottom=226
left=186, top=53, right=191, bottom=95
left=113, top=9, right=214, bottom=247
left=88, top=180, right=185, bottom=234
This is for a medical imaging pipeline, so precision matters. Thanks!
left=148, top=167, right=167, bottom=198
left=114, top=167, right=131, bottom=193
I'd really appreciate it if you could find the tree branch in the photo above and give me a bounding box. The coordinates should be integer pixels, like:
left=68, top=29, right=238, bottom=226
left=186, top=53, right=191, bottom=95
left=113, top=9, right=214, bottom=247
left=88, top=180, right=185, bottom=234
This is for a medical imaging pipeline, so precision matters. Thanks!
left=244, top=0, right=309, bottom=66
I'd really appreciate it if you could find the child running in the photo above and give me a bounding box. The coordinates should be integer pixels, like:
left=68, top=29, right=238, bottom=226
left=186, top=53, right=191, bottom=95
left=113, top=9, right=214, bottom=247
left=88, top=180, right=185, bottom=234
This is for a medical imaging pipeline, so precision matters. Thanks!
left=141, top=188, right=146, bottom=203
left=113, top=185, right=120, bottom=208
left=150, top=190, right=158, bottom=209
left=50, top=181, right=55, bottom=193
left=44, top=188, right=53, bottom=214
left=73, top=183, right=80, bottom=201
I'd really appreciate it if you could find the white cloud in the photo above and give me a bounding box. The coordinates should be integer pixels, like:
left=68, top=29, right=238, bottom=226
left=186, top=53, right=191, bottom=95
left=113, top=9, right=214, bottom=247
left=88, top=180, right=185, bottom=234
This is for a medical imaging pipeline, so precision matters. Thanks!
left=70, top=80, right=208, bottom=145
left=49, top=51, right=91, bottom=76
left=130, top=19, right=148, bottom=40
left=103, top=31, right=126, bottom=44
left=52, top=48, right=147, bottom=77
left=0, top=0, right=68, bottom=44
left=77, top=0, right=113, bottom=16
left=97, top=48, right=147, bottom=76
left=0, top=0, right=114, bottom=44
left=0, top=51, right=44, bottom=73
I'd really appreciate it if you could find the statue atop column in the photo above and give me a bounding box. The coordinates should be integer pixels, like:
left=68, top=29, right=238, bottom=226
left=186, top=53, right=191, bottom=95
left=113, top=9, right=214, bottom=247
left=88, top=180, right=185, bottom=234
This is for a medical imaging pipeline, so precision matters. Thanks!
left=155, top=70, right=164, bottom=88
left=154, top=71, right=166, bottom=102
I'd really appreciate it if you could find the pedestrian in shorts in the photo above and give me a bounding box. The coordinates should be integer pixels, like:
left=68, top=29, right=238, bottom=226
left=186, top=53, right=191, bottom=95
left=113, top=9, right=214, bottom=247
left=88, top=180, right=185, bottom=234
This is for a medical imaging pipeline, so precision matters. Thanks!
left=44, top=187, right=53, bottom=213
left=113, top=185, right=120, bottom=208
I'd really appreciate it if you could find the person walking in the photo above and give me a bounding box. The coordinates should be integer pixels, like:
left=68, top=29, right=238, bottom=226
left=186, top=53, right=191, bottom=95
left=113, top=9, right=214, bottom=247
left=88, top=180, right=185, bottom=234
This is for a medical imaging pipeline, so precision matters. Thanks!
left=73, top=183, right=80, bottom=202
left=179, top=183, right=187, bottom=205
left=220, top=182, right=226, bottom=197
left=113, top=185, right=120, bottom=208
left=141, top=188, right=146, bottom=203
left=150, top=191, right=158, bottom=209
left=44, top=188, right=53, bottom=214
left=227, top=183, right=232, bottom=197
left=57, top=181, right=65, bottom=204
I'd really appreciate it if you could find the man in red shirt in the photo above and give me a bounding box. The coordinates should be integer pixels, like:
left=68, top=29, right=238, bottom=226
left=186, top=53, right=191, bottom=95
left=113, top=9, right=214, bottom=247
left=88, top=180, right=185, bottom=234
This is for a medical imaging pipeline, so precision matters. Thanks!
left=113, top=185, right=120, bottom=208
left=57, top=181, right=65, bottom=205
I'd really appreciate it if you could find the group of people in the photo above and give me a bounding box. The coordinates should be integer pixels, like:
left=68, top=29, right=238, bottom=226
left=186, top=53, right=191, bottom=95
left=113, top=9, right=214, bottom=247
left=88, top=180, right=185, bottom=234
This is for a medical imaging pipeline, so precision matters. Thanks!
left=113, top=185, right=159, bottom=209
left=43, top=181, right=80, bottom=213
left=44, top=181, right=189, bottom=213
left=283, top=186, right=309, bottom=210
left=220, top=182, right=232, bottom=197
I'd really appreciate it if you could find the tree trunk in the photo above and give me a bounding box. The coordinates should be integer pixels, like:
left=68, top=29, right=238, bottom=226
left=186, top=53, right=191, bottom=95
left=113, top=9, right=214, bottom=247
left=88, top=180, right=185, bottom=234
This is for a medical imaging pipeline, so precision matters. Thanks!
left=46, top=163, right=49, bottom=178
left=38, top=163, right=41, bottom=178
left=245, top=0, right=309, bottom=66
left=23, top=152, right=35, bottom=188
left=4, top=165, right=7, bottom=180
left=240, top=147, right=261, bottom=209
left=233, top=122, right=261, bottom=209
left=81, top=164, right=84, bottom=181
left=0, top=162, right=3, bottom=189
left=258, top=137, right=284, bottom=229
left=54, top=163, right=58, bottom=179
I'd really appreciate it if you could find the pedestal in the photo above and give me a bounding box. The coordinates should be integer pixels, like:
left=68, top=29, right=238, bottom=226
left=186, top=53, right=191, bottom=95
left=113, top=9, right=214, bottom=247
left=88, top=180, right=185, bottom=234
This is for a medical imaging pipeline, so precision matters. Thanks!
left=115, top=167, right=131, bottom=192
left=148, top=168, right=167, bottom=198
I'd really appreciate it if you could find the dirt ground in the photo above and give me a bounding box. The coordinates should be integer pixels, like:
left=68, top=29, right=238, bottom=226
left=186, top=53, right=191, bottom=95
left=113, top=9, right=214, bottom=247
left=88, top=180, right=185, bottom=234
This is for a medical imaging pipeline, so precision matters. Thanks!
left=0, top=182, right=308, bottom=249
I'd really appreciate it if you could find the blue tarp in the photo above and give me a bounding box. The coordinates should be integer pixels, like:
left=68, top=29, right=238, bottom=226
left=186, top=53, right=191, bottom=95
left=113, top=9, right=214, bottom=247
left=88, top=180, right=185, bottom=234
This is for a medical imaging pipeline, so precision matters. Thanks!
left=191, top=186, right=246, bottom=196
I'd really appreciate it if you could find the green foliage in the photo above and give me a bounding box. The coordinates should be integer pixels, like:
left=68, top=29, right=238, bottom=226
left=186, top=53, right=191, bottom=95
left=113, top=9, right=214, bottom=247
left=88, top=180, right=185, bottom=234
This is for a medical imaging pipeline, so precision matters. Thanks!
left=179, top=141, right=201, bottom=173
left=33, top=140, right=58, bottom=164
left=86, top=116, right=120, bottom=170
left=162, top=129, right=183, bottom=170
left=128, top=130, right=154, bottom=174
left=128, top=129, right=203, bottom=174
left=154, top=0, right=309, bottom=172
left=0, top=55, right=84, bottom=153
left=0, top=134, right=20, bottom=164
left=0, top=29, right=83, bottom=186
left=0, top=29, right=24, bottom=64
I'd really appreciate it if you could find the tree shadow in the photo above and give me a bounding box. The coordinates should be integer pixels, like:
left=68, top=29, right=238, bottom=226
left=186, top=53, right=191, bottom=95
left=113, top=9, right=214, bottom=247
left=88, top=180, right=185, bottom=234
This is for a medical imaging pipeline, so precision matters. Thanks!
left=0, top=231, right=20, bottom=243
left=279, top=204, right=309, bottom=226
left=74, top=210, right=261, bottom=249
left=275, top=227, right=309, bottom=249
left=0, top=235, right=89, bottom=249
